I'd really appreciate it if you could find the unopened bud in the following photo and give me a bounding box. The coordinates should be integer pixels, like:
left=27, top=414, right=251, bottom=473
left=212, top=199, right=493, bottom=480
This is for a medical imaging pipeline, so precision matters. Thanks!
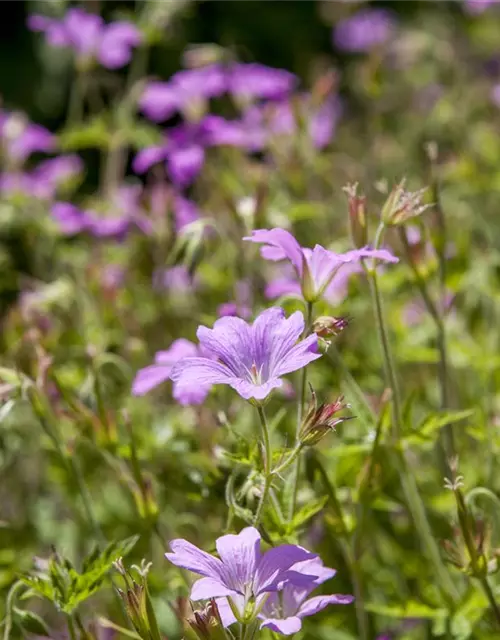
left=312, top=316, right=349, bottom=339
left=381, top=178, right=432, bottom=226
left=186, top=600, right=227, bottom=640
left=299, top=388, right=352, bottom=446
left=343, top=182, right=367, bottom=249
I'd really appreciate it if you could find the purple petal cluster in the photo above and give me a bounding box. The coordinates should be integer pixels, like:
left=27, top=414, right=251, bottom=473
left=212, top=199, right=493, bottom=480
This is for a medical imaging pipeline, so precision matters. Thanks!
left=1, top=154, right=82, bottom=200
left=52, top=185, right=151, bottom=238
left=28, top=8, right=141, bottom=69
left=245, top=228, right=398, bottom=303
left=132, top=338, right=211, bottom=405
left=170, top=307, right=320, bottom=401
left=166, top=527, right=353, bottom=635
left=0, top=111, right=55, bottom=162
left=333, top=8, right=395, bottom=53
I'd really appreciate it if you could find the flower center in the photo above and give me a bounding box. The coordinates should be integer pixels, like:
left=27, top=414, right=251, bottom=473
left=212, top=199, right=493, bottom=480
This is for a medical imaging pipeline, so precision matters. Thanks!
left=249, top=362, right=263, bottom=385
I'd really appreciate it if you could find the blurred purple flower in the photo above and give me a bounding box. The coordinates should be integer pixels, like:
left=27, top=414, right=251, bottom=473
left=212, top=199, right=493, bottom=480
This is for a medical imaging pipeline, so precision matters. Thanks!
left=464, top=0, right=499, bottom=14
left=0, top=111, right=55, bottom=162
left=333, top=9, right=395, bottom=52
left=28, top=8, right=141, bottom=69
left=202, top=114, right=267, bottom=151
left=139, top=65, right=226, bottom=122
left=308, top=96, right=342, bottom=149
left=173, top=195, right=201, bottom=232
left=154, top=265, right=196, bottom=292
left=52, top=202, right=91, bottom=234
left=217, top=280, right=252, bottom=319
left=491, top=84, right=500, bottom=107
left=245, top=228, right=398, bottom=303
left=166, top=526, right=316, bottom=618
left=217, top=557, right=353, bottom=635
left=170, top=307, right=320, bottom=402
left=1, top=155, right=82, bottom=200
left=132, top=338, right=211, bottom=405
left=228, top=63, right=298, bottom=101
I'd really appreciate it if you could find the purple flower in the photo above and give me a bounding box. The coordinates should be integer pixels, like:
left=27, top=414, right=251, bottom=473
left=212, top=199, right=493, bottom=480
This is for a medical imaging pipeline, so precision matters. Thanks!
left=309, top=96, right=342, bottom=149
left=492, top=84, right=500, bottom=107
left=28, top=9, right=141, bottom=69
left=173, top=195, right=201, bottom=232
left=217, top=557, right=354, bottom=635
left=132, top=339, right=210, bottom=405
left=228, top=63, right=297, bottom=101
left=464, top=0, right=499, bottom=14
left=139, top=65, right=225, bottom=122
left=217, top=280, right=252, bottom=319
left=202, top=114, right=267, bottom=151
left=0, top=111, right=55, bottom=162
left=245, top=228, right=398, bottom=303
left=52, top=202, right=91, bottom=234
left=1, top=155, right=81, bottom=201
left=154, top=265, right=196, bottom=292
left=170, top=307, right=320, bottom=402
left=165, top=526, right=317, bottom=621
left=333, top=9, right=395, bottom=53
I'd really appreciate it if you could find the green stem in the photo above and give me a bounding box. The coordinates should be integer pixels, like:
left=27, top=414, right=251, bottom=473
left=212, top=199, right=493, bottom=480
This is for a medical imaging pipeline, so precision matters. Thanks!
left=66, top=615, right=78, bottom=640
left=253, top=405, right=272, bottom=526
left=364, top=228, right=459, bottom=603
left=479, top=576, right=500, bottom=627
left=272, top=443, right=303, bottom=476
left=288, top=301, right=314, bottom=521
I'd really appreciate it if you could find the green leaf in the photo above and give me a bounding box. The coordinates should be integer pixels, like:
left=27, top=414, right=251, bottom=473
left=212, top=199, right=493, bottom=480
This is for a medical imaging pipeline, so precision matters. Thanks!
left=291, top=496, right=328, bottom=529
left=365, top=600, right=448, bottom=620
left=59, top=117, right=111, bottom=151
left=403, top=409, right=474, bottom=446
left=13, top=607, right=51, bottom=636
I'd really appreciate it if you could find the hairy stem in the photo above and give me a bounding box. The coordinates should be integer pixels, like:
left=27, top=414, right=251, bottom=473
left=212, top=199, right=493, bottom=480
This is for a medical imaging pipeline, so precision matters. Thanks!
left=253, top=405, right=272, bottom=526
left=288, top=301, right=314, bottom=521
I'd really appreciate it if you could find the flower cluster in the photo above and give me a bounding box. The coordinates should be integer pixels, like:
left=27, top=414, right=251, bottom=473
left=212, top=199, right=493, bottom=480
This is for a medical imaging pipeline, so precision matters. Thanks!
left=166, top=527, right=353, bottom=635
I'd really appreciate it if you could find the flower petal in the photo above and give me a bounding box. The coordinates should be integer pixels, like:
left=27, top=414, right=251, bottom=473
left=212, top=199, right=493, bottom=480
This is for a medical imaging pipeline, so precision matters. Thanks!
left=254, top=545, right=317, bottom=595
left=197, top=317, right=252, bottom=378
left=132, top=146, right=167, bottom=174
left=170, top=357, right=235, bottom=387
left=273, top=333, right=321, bottom=377
left=215, top=527, right=261, bottom=593
left=190, top=577, right=237, bottom=601
left=260, top=616, right=302, bottom=635
left=165, top=539, right=225, bottom=583
left=132, top=365, right=171, bottom=396
left=229, top=377, right=283, bottom=401
left=216, top=596, right=243, bottom=627
left=244, top=228, right=305, bottom=277
left=297, top=594, right=354, bottom=618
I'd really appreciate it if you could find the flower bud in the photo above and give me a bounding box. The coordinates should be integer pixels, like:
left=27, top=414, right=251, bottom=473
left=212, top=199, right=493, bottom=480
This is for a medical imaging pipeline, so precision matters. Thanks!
left=381, top=179, right=431, bottom=226
left=312, top=316, right=349, bottom=339
left=186, top=600, right=227, bottom=640
left=343, top=182, right=367, bottom=249
left=299, top=389, right=351, bottom=447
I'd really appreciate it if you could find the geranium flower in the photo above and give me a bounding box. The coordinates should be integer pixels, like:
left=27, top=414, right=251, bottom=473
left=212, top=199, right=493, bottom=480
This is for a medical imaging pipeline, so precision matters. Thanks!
left=333, top=8, right=395, bottom=53
left=28, top=8, right=141, bottom=69
left=0, top=111, right=55, bottom=162
left=245, top=228, right=398, bottom=303
left=216, top=557, right=354, bottom=635
left=166, top=527, right=316, bottom=621
left=132, top=338, right=210, bottom=405
left=169, top=307, right=320, bottom=401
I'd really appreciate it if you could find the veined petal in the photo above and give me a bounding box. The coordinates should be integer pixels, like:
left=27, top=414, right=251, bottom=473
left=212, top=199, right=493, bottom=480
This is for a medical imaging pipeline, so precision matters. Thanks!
left=155, top=338, right=198, bottom=364
left=166, top=539, right=225, bottom=582
left=190, top=577, right=238, bottom=601
left=274, top=333, right=321, bottom=377
left=297, top=594, right=354, bottom=618
left=170, top=357, right=234, bottom=386
left=260, top=616, right=302, bottom=635
left=197, top=317, right=252, bottom=378
left=216, top=596, right=243, bottom=627
left=215, top=527, right=261, bottom=593
left=229, top=377, right=283, bottom=401
left=265, top=310, right=305, bottom=375
left=254, top=545, right=317, bottom=596
left=172, top=380, right=211, bottom=406
left=264, top=278, right=301, bottom=300
left=344, top=246, right=399, bottom=264
left=244, top=228, right=305, bottom=277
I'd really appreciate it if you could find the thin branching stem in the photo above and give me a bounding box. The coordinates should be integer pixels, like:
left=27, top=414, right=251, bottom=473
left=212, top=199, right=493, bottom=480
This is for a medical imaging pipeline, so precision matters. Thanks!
left=253, top=405, right=272, bottom=526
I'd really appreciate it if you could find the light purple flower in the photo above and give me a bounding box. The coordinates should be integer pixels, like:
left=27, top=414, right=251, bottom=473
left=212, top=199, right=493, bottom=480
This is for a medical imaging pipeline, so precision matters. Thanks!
left=217, top=557, right=354, bottom=635
left=173, top=195, right=201, bottom=232
left=217, top=280, right=252, bottom=319
left=202, top=114, right=267, bottom=151
left=0, top=111, right=55, bottom=162
left=309, top=96, right=342, bottom=149
left=228, top=63, right=297, bottom=101
left=166, top=526, right=317, bottom=621
left=333, top=9, right=395, bottom=53
left=28, top=9, right=141, bottom=69
left=132, top=339, right=210, bottom=405
left=52, top=202, right=90, bottom=234
left=170, top=307, right=320, bottom=402
left=492, top=84, right=500, bottom=107
left=154, top=265, right=196, bottom=292
left=464, top=0, right=499, bottom=14
left=245, top=228, right=398, bottom=303
left=139, top=65, right=226, bottom=122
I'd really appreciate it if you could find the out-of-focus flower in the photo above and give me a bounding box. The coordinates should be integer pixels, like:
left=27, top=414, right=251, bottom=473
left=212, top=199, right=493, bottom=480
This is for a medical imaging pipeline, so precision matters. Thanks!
left=174, top=195, right=201, bottom=232
left=28, top=8, right=141, bottom=69
left=464, top=0, right=499, bottom=14
left=169, top=307, right=320, bottom=402
left=202, top=114, right=267, bottom=151
left=52, top=186, right=151, bottom=238
left=491, top=84, right=500, bottom=107
left=333, top=8, right=395, bottom=53
left=154, top=265, right=197, bottom=292
left=132, top=338, right=211, bottom=405
left=0, top=111, right=55, bottom=163
left=217, top=280, right=252, bottom=319
left=245, top=228, right=397, bottom=303
left=139, top=65, right=226, bottom=122
left=228, top=63, right=297, bottom=101
left=165, top=526, right=317, bottom=624
left=402, top=291, right=455, bottom=327
left=216, top=556, right=353, bottom=635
